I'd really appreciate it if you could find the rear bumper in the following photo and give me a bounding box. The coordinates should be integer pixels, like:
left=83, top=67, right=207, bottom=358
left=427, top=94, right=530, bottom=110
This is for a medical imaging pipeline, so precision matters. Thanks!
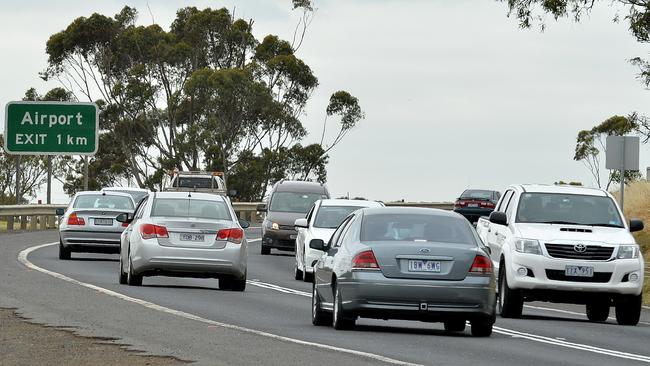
left=60, top=229, right=122, bottom=253
left=132, top=239, right=247, bottom=279
left=334, top=271, right=496, bottom=321
left=453, top=208, right=493, bottom=222
left=263, top=229, right=297, bottom=250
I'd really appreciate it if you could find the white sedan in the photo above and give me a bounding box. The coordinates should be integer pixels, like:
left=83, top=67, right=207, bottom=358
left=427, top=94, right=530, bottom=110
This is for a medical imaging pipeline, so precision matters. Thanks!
left=293, top=199, right=384, bottom=282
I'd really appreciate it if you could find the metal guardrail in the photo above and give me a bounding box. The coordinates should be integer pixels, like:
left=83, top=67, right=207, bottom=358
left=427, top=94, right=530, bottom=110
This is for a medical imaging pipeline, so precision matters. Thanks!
left=0, top=201, right=454, bottom=232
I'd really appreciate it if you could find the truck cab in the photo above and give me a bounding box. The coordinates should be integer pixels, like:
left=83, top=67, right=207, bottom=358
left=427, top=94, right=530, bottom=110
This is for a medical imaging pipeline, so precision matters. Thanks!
left=476, top=184, right=645, bottom=325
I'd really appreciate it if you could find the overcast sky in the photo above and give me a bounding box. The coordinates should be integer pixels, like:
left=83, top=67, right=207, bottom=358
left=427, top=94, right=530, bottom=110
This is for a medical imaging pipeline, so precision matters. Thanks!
left=2, top=0, right=650, bottom=203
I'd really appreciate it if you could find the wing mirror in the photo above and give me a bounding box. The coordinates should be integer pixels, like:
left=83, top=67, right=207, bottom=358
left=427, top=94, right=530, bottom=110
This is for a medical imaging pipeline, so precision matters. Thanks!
left=115, top=213, right=133, bottom=224
left=309, top=239, right=328, bottom=251
left=629, top=219, right=644, bottom=233
left=55, top=208, right=65, bottom=216
left=238, top=218, right=250, bottom=229
left=256, top=203, right=267, bottom=213
left=489, top=211, right=508, bottom=226
left=294, top=218, right=308, bottom=229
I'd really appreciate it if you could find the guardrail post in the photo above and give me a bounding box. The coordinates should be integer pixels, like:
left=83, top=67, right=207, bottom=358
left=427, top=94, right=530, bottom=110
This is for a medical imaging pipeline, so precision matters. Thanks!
left=47, top=216, right=56, bottom=229
left=30, top=215, right=37, bottom=230
left=40, top=215, right=48, bottom=230
left=20, top=215, right=27, bottom=230
left=6, top=216, right=13, bottom=231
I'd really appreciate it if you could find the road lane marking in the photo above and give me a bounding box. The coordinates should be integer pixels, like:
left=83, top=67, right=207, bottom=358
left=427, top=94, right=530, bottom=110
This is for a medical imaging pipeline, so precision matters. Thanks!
left=525, top=304, right=650, bottom=326
left=18, top=242, right=423, bottom=366
left=238, top=280, right=650, bottom=363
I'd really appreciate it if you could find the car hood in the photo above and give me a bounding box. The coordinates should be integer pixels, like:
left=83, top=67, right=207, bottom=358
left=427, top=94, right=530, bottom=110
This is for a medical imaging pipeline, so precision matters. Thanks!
left=266, top=211, right=308, bottom=226
left=309, top=227, right=336, bottom=242
left=514, top=223, right=635, bottom=245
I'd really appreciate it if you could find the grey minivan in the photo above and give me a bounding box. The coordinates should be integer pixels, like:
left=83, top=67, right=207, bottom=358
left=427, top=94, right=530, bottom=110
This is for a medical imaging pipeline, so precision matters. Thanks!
left=258, top=180, right=329, bottom=255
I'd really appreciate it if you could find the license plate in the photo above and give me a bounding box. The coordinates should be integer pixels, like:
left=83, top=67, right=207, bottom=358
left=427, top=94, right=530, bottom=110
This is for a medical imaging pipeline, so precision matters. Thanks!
left=94, top=218, right=113, bottom=226
left=408, top=260, right=441, bottom=272
left=180, top=233, right=205, bottom=242
left=565, top=265, right=594, bottom=277
left=290, top=234, right=297, bottom=240
left=467, top=203, right=479, bottom=208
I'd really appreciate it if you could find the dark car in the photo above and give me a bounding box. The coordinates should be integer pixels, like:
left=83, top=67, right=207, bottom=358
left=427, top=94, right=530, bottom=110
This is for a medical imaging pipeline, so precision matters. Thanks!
left=453, top=189, right=500, bottom=223
left=258, top=180, right=329, bottom=255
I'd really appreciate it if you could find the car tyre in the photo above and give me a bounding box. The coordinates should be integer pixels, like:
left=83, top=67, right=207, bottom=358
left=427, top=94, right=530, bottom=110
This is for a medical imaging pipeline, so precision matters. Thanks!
left=118, top=255, right=128, bottom=285
left=312, top=284, right=332, bottom=326
left=58, top=240, right=71, bottom=260
left=498, top=263, right=523, bottom=318
left=303, top=271, right=314, bottom=283
left=261, top=244, right=270, bottom=255
left=219, top=278, right=232, bottom=290
left=127, top=255, right=142, bottom=286
left=333, top=284, right=355, bottom=330
left=470, top=318, right=493, bottom=337
left=615, top=295, right=642, bottom=326
left=444, top=320, right=466, bottom=332
left=586, top=300, right=610, bottom=322
left=230, top=272, right=247, bottom=292
left=294, top=264, right=303, bottom=281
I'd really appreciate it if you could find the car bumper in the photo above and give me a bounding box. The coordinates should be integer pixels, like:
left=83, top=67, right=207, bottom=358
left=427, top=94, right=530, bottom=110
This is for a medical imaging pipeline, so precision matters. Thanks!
left=333, top=271, right=496, bottom=321
left=132, top=239, right=247, bottom=279
left=453, top=208, right=493, bottom=222
left=506, top=252, right=644, bottom=296
left=263, top=229, right=297, bottom=250
left=60, top=229, right=122, bottom=253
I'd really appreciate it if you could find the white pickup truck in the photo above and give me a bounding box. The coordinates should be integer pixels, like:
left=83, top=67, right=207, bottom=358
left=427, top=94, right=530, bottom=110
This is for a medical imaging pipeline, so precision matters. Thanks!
left=476, top=184, right=645, bottom=325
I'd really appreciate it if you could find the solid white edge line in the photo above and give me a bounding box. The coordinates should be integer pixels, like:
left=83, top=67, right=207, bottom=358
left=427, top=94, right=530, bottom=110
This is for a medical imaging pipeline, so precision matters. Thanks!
left=18, top=242, right=423, bottom=366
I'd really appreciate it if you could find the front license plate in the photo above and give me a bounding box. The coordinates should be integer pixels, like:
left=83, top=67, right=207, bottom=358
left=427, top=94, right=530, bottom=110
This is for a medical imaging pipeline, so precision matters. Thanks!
left=565, top=265, right=594, bottom=277
left=94, top=218, right=113, bottom=226
left=180, top=233, right=205, bottom=242
left=408, top=260, right=441, bottom=273
left=467, top=203, right=479, bottom=208
left=290, top=234, right=297, bottom=240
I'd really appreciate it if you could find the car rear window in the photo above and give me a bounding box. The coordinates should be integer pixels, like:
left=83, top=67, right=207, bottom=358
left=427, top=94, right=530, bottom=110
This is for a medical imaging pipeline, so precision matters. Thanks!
left=361, top=214, right=476, bottom=244
left=170, top=177, right=218, bottom=189
left=74, top=195, right=134, bottom=210
left=460, top=190, right=493, bottom=200
left=151, top=198, right=231, bottom=220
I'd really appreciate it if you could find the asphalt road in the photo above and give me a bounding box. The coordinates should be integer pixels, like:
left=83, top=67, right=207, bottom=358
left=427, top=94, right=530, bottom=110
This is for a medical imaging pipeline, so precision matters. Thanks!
left=2, top=229, right=650, bottom=366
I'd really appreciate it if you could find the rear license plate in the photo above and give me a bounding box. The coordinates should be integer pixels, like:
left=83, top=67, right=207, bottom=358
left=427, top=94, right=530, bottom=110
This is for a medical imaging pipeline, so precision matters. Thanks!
left=408, top=260, right=441, bottom=273
left=94, top=218, right=113, bottom=226
left=467, top=203, right=479, bottom=208
left=180, top=233, right=205, bottom=242
left=565, top=265, right=594, bottom=277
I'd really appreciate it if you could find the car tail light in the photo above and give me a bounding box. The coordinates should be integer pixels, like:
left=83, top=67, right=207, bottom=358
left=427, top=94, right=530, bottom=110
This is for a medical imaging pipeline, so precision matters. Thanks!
left=217, top=228, right=244, bottom=244
left=121, top=221, right=129, bottom=227
left=67, top=213, right=85, bottom=226
left=352, top=250, right=380, bottom=270
left=469, top=255, right=493, bottom=275
left=454, top=200, right=465, bottom=208
left=140, top=224, right=169, bottom=239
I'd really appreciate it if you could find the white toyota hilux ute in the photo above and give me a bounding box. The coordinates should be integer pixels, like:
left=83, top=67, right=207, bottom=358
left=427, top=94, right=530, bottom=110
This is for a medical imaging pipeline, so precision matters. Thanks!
left=476, top=184, right=645, bottom=325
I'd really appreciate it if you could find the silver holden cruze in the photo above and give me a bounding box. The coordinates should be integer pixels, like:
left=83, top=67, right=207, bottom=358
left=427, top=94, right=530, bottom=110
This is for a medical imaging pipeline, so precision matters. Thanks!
left=117, top=191, right=249, bottom=291
left=311, top=207, right=497, bottom=336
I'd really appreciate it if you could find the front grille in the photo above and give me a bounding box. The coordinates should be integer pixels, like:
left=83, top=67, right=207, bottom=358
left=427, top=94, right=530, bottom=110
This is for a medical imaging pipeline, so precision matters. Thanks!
left=546, top=270, right=612, bottom=283
left=279, top=224, right=296, bottom=231
left=544, top=243, right=613, bottom=260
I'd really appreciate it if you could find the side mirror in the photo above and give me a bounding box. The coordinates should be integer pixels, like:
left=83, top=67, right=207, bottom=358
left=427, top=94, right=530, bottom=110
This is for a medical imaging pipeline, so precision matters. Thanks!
left=228, top=189, right=237, bottom=197
left=115, top=213, right=132, bottom=224
left=55, top=208, right=65, bottom=216
left=256, top=203, right=267, bottom=213
left=629, top=219, right=644, bottom=233
left=309, top=239, right=327, bottom=251
left=294, top=218, right=308, bottom=229
left=489, top=211, right=508, bottom=226
left=238, top=218, right=250, bottom=229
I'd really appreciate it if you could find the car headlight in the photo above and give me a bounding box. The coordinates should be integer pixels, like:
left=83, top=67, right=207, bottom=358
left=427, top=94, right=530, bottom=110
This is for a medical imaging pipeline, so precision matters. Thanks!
left=616, top=245, right=639, bottom=259
left=265, top=221, right=279, bottom=230
left=514, top=238, right=542, bottom=255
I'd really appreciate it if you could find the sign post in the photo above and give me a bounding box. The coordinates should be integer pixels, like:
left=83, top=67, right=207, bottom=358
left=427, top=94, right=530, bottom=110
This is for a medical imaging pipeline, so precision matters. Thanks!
left=606, top=135, right=640, bottom=209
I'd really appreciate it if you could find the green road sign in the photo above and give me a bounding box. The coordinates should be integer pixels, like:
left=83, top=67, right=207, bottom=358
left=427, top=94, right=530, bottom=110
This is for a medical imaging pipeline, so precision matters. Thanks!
left=3, top=101, right=98, bottom=155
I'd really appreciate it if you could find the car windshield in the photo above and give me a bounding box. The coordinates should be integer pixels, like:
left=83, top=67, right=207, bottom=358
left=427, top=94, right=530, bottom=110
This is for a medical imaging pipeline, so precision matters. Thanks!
left=73, top=194, right=134, bottom=210
left=461, top=190, right=493, bottom=200
left=516, top=193, right=623, bottom=227
left=151, top=198, right=231, bottom=220
left=314, top=206, right=364, bottom=228
left=270, top=192, right=324, bottom=213
left=171, top=177, right=216, bottom=189
left=361, top=214, right=476, bottom=244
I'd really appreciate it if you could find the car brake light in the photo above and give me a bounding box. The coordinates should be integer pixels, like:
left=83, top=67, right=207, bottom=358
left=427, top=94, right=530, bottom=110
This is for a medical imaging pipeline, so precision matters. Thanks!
left=454, top=200, right=464, bottom=208
left=217, top=228, right=244, bottom=244
left=140, top=224, right=169, bottom=239
left=352, top=250, right=380, bottom=270
left=67, top=213, right=85, bottom=226
left=469, top=255, right=493, bottom=275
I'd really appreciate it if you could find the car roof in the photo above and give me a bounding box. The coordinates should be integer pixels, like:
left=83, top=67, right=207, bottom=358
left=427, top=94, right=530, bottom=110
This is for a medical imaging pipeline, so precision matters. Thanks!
left=319, top=199, right=383, bottom=208
left=102, top=186, right=150, bottom=193
left=361, top=206, right=461, bottom=218
left=274, top=180, right=327, bottom=193
left=513, top=184, right=607, bottom=197
left=75, top=190, right=133, bottom=198
left=153, top=191, right=226, bottom=201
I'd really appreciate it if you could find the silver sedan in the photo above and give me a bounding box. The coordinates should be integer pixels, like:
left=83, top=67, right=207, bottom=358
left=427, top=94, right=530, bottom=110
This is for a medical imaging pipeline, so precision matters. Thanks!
left=311, top=207, right=497, bottom=336
left=117, top=192, right=249, bottom=291
left=58, top=191, right=136, bottom=259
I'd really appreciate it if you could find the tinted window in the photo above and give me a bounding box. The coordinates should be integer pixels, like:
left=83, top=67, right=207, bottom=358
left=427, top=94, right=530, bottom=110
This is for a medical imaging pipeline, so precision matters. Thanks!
left=460, top=190, right=494, bottom=200
left=151, top=198, right=231, bottom=220
left=361, top=214, right=476, bottom=244
left=314, top=206, right=364, bottom=229
left=270, top=192, right=324, bottom=213
left=516, top=193, right=623, bottom=227
left=74, top=194, right=134, bottom=210
left=171, top=177, right=216, bottom=189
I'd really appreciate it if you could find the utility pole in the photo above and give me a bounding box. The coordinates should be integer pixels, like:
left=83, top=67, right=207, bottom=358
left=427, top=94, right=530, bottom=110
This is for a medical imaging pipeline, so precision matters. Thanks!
left=83, top=155, right=89, bottom=190
left=15, top=156, right=21, bottom=204
left=619, top=137, right=625, bottom=209
left=47, top=156, right=52, bottom=204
